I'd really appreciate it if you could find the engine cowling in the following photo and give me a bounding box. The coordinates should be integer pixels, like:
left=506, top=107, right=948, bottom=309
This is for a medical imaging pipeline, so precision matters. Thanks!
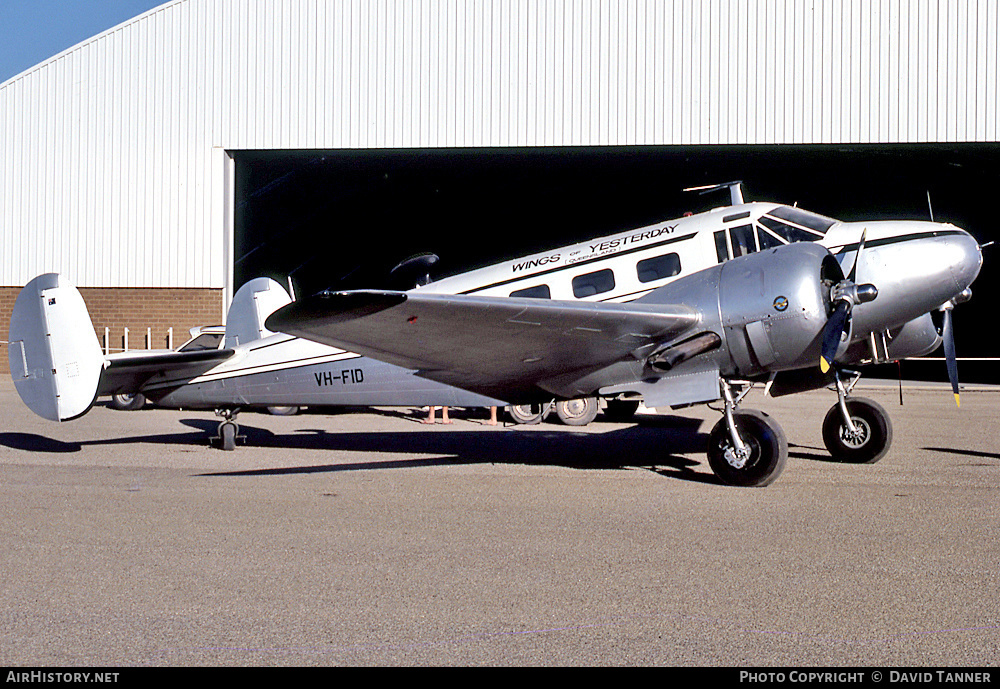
left=637, top=242, right=844, bottom=380
left=717, top=242, right=844, bottom=378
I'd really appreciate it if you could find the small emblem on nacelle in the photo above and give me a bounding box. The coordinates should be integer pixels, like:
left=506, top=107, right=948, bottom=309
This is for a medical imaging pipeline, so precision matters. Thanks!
left=773, top=296, right=789, bottom=312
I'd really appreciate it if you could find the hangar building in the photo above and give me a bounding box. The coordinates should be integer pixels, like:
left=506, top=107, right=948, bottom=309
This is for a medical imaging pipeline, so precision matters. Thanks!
left=2, top=0, right=998, bottom=379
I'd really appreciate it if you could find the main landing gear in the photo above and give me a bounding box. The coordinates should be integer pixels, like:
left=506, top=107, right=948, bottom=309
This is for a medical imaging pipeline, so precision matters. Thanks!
left=707, top=380, right=788, bottom=487
left=821, top=369, right=892, bottom=464
left=706, top=370, right=894, bottom=486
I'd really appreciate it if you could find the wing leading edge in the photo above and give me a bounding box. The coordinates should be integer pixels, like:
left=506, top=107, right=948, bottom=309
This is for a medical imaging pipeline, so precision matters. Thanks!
left=266, top=289, right=700, bottom=402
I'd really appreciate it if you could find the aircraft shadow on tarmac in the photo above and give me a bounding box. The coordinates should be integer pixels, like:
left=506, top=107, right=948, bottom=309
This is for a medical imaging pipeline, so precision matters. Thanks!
left=921, top=446, right=1000, bottom=462
left=196, top=415, right=721, bottom=483
left=0, top=415, right=726, bottom=484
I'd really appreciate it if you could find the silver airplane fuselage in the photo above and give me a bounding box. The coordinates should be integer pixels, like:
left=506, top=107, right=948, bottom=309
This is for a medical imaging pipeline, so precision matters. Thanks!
left=138, top=201, right=982, bottom=411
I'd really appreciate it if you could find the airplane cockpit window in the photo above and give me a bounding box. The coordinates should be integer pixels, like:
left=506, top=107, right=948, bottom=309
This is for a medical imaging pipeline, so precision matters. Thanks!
left=636, top=253, right=681, bottom=283
left=510, top=284, right=551, bottom=299
left=756, top=226, right=784, bottom=250
left=758, top=205, right=837, bottom=244
left=729, top=224, right=757, bottom=257
left=572, top=268, right=615, bottom=298
left=716, top=225, right=763, bottom=263
left=769, top=205, right=837, bottom=234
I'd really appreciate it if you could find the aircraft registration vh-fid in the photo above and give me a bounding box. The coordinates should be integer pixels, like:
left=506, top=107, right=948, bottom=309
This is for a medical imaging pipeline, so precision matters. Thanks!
left=7, top=182, right=984, bottom=486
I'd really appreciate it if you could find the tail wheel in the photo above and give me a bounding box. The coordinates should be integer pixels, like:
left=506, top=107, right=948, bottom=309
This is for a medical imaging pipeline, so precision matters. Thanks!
left=707, top=410, right=788, bottom=487
left=219, top=421, right=238, bottom=451
left=554, top=397, right=599, bottom=426
left=822, top=397, right=892, bottom=464
left=507, top=403, right=550, bottom=425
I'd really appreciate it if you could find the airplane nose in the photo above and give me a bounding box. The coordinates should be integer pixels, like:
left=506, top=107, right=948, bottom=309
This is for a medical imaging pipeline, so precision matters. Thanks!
left=945, top=229, right=984, bottom=295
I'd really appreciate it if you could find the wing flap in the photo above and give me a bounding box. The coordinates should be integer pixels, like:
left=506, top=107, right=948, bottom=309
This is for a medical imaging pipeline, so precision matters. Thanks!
left=266, top=290, right=699, bottom=399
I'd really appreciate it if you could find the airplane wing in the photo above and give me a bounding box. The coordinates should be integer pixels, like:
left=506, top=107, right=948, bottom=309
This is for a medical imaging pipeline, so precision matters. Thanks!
left=97, top=348, right=236, bottom=396
left=266, top=290, right=699, bottom=401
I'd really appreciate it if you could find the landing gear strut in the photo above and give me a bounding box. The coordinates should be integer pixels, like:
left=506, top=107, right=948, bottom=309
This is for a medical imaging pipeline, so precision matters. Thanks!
left=822, top=369, right=892, bottom=463
left=214, top=408, right=241, bottom=451
left=707, top=380, right=788, bottom=487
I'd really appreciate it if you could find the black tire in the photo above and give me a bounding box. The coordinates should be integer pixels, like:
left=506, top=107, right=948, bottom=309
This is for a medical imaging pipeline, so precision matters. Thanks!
left=219, top=421, right=238, bottom=451
left=707, top=410, right=788, bottom=487
left=110, top=393, right=146, bottom=411
left=821, top=397, right=892, bottom=464
left=507, top=403, right=550, bottom=425
left=555, top=397, right=599, bottom=426
left=603, top=399, right=640, bottom=422
left=267, top=405, right=300, bottom=416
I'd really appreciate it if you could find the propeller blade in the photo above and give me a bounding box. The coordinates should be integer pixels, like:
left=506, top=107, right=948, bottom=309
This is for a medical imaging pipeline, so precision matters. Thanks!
left=847, top=229, right=867, bottom=282
left=820, top=300, right=851, bottom=373
left=942, top=307, right=960, bottom=407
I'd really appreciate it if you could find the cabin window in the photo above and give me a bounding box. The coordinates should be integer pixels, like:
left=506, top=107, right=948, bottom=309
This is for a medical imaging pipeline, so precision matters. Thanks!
left=636, top=253, right=681, bottom=283
left=572, top=268, right=615, bottom=298
left=510, top=284, right=551, bottom=299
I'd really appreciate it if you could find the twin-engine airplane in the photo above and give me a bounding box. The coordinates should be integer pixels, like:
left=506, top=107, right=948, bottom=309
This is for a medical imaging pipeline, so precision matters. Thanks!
left=8, top=183, right=983, bottom=486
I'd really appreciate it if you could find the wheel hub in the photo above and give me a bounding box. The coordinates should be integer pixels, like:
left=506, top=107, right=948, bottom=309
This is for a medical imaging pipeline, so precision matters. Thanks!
left=840, top=417, right=871, bottom=447
left=723, top=442, right=752, bottom=469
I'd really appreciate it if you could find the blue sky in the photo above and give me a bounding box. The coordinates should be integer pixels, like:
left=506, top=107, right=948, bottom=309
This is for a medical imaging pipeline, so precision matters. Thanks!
left=0, top=0, right=167, bottom=83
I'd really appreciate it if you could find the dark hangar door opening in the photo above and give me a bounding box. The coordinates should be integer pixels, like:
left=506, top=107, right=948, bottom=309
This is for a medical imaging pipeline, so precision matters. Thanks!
left=232, top=145, right=999, bottom=383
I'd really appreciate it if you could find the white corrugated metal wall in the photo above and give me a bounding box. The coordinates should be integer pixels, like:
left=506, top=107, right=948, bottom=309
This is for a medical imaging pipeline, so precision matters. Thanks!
left=1, top=0, right=997, bottom=291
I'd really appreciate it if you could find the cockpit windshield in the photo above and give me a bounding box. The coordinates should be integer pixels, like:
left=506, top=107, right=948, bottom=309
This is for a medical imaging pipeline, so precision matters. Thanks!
left=757, top=205, right=837, bottom=244
left=715, top=205, right=840, bottom=264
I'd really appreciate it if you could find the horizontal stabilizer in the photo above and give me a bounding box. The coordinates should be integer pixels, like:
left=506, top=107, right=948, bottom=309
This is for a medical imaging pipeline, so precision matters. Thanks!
left=8, top=274, right=105, bottom=421
left=97, top=348, right=235, bottom=396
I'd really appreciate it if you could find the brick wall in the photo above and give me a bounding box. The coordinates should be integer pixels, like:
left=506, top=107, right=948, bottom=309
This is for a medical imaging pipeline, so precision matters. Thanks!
left=1, top=286, right=225, bottom=375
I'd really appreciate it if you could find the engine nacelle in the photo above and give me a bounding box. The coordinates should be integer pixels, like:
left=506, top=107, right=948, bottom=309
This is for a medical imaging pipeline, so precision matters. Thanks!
left=638, top=242, right=843, bottom=380
left=841, top=311, right=942, bottom=365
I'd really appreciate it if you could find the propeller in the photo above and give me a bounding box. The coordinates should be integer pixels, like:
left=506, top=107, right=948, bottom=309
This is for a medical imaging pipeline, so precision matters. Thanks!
left=936, top=286, right=973, bottom=407
left=819, top=230, right=878, bottom=373
left=941, top=305, right=960, bottom=406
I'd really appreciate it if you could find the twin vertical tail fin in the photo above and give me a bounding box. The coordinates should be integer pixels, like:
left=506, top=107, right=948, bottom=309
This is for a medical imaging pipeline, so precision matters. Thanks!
left=8, top=274, right=105, bottom=421
left=223, top=277, right=292, bottom=347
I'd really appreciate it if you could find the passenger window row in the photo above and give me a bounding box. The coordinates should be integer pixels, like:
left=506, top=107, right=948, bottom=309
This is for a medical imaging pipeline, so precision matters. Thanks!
left=509, top=252, right=681, bottom=299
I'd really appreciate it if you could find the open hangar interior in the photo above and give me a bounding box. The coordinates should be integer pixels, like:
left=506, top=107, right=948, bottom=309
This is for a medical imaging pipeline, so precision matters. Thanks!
left=2, top=0, right=999, bottom=384
left=235, top=143, right=999, bottom=383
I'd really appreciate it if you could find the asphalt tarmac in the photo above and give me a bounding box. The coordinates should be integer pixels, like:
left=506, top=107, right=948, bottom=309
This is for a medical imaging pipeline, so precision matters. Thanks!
left=1, top=376, right=997, bottom=667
